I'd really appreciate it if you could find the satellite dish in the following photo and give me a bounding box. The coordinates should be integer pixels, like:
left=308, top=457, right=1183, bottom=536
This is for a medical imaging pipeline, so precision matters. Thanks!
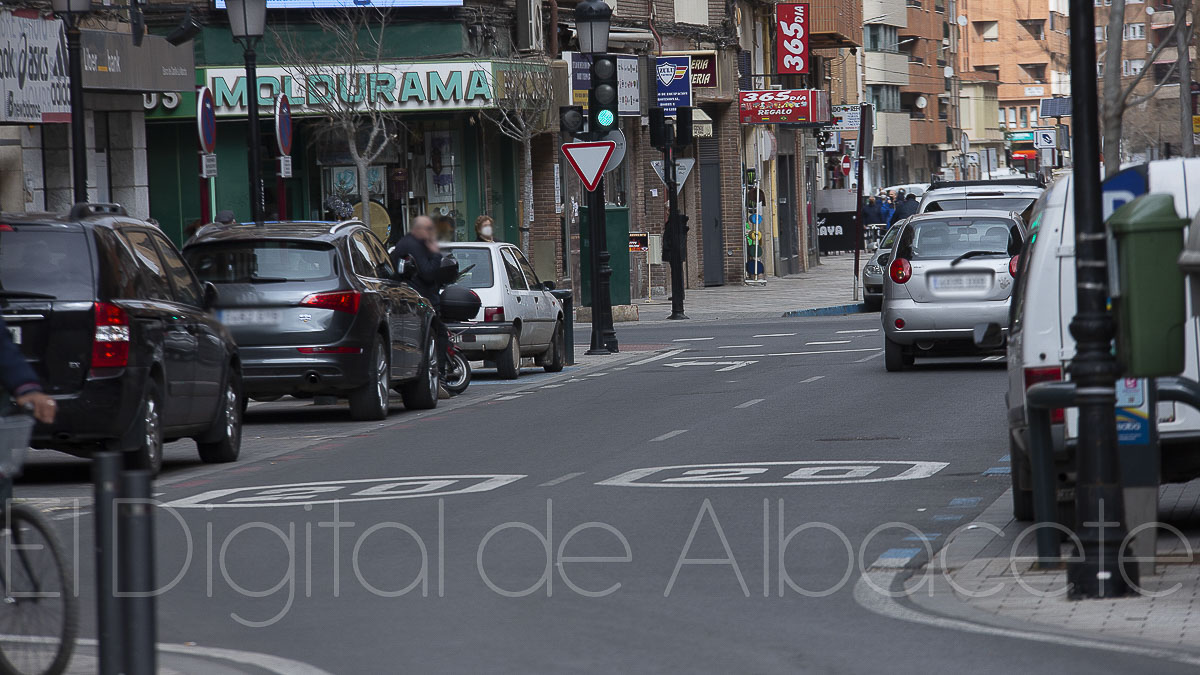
left=916, top=96, right=928, bottom=109
left=943, top=66, right=954, bottom=78
left=957, top=15, right=968, bottom=26
left=1146, top=6, right=1155, bottom=14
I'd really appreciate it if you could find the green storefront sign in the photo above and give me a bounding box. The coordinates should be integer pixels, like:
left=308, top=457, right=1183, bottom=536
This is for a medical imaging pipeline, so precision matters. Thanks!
left=1007, top=131, right=1035, bottom=143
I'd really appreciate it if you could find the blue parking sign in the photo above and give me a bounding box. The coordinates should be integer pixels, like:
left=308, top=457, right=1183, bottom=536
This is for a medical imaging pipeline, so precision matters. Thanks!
left=655, top=55, right=692, bottom=116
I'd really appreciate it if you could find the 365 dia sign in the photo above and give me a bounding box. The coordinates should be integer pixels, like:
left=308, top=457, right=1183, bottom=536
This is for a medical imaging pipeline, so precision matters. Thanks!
left=776, top=4, right=810, bottom=75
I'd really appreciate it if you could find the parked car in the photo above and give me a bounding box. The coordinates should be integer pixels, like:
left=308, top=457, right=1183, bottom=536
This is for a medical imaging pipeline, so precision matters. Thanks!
left=880, top=210, right=1026, bottom=371
left=439, top=242, right=565, bottom=379
left=862, top=224, right=901, bottom=310
left=917, top=178, right=1044, bottom=223
left=183, top=220, right=440, bottom=419
left=1004, top=158, right=1200, bottom=520
left=0, top=203, right=242, bottom=475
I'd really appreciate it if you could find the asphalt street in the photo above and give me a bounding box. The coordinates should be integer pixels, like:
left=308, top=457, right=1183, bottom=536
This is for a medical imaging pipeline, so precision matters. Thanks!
left=16, top=314, right=1197, bottom=674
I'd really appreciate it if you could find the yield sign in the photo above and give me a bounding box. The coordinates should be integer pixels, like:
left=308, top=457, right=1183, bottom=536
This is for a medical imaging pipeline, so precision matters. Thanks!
left=561, top=141, right=616, bottom=192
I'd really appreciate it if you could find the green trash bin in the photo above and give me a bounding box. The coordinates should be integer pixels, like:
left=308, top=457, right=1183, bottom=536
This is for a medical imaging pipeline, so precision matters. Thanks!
left=1110, top=193, right=1188, bottom=377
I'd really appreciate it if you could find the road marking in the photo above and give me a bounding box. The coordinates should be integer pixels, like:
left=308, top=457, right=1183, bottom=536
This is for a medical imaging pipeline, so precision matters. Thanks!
left=855, top=351, right=885, bottom=362
left=496, top=395, right=521, bottom=401
left=587, top=372, right=608, bottom=377
left=539, top=472, right=585, bottom=487
left=870, top=548, right=922, bottom=568
left=673, top=337, right=714, bottom=342
left=650, top=429, right=689, bottom=442
left=734, top=398, right=765, bottom=409
left=720, top=344, right=764, bottom=349
left=0, top=637, right=336, bottom=675
left=800, top=375, right=825, bottom=384
left=613, top=366, right=628, bottom=371
left=998, top=454, right=1010, bottom=462
left=837, top=329, right=879, bottom=334
left=949, top=497, right=982, bottom=508
left=541, top=384, right=565, bottom=388
left=982, top=466, right=1011, bottom=476
left=765, top=348, right=880, bottom=357
left=806, top=340, right=851, bottom=345
left=932, top=514, right=964, bottom=521
left=598, top=460, right=949, bottom=488
left=753, top=333, right=795, bottom=337
left=161, top=475, right=526, bottom=508
left=717, top=361, right=755, bottom=371
left=666, top=360, right=757, bottom=370
left=902, top=533, right=942, bottom=542
left=981, top=355, right=1005, bottom=362
left=628, top=348, right=687, bottom=365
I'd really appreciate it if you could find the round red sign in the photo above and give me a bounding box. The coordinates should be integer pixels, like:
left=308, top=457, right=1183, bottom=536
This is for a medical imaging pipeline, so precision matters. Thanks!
left=841, top=155, right=851, bottom=176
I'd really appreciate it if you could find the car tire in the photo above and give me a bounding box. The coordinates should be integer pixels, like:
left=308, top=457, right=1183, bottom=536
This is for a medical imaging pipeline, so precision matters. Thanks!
left=543, top=322, right=565, bottom=373
left=401, top=330, right=439, bottom=410
left=349, top=336, right=390, bottom=421
left=1011, top=441, right=1035, bottom=521
left=197, top=369, right=242, bottom=464
left=131, top=380, right=164, bottom=476
left=865, top=297, right=882, bottom=312
left=884, top=338, right=907, bottom=372
left=497, top=333, right=521, bottom=380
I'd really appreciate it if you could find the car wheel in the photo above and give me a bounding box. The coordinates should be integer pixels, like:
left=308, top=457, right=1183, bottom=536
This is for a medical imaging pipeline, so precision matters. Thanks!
left=197, top=369, right=242, bottom=464
left=401, top=331, right=439, bottom=410
left=1011, top=440, right=1035, bottom=521
left=497, top=333, right=521, bottom=380
left=131, top=381, right=164, bottom=476
left=884, top=338, right=907, bottom=372
left=865, top=297, right=881, bottom=312
left=349, top=336, right=390, bottom=421
left=543, top=322, right=565, bottom=373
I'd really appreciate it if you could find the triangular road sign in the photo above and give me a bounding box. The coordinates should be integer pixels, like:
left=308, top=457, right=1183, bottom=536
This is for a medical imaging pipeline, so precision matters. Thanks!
left=650, top=158, right=696, bottom=188
left=561, top=141, right=616, bottom=192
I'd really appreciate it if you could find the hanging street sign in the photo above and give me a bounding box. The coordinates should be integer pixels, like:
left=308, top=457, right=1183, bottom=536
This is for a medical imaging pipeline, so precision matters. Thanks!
left=197, top=86, right=217, bottom=154
left=654, top=55, right=692, bottom=116
left=650, top=158, right=696, bottom=187
left=561, top=141, right=616, bottom=192
left=738, top=89, right=830, bottom=125
left=776, top=3, right=810, bottom=75
left=275, top=95, right=293, bottom=156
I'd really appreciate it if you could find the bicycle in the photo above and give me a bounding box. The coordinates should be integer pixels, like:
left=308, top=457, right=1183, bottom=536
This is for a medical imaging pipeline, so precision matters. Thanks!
left=0, top=411, right=77, bottom=675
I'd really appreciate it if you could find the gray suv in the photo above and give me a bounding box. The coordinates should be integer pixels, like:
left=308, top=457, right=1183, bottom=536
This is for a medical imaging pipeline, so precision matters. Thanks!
left=184, top=220, right=439, bottom=419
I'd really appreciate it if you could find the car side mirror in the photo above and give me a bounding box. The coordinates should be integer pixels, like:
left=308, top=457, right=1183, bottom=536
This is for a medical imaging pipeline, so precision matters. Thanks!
left=541, top=280, right=556, bottom=291
left=396, top=259, right=416, bottom=281
left=202, top=282, right=218, bottom=310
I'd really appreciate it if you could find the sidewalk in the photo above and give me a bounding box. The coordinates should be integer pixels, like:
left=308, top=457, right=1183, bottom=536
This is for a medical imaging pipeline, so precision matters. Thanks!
left=909, top=481, right=1200, bottom=659
left=635, top=253, right=862, bottom=323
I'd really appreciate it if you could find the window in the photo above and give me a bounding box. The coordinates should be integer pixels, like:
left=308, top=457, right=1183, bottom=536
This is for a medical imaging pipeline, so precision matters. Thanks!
left=121, top=229, right=173, bottom=301
left=1122, top=59, right=1146, bottom=76
left=1097, top=61, right=1105, bottom=77
left=152, top=234, right=203, bottom=307
left=1019, top=107, right=1029, bottom=127
left=185, top=242, right=337, bottom=283
left=441, top=247, right=494, bottom=289
left=1018, top=20, right=1045, bottom=40
left=499, top=248, right=528, bottom=290
left=348, top=233, right=378, bottom=277
left=513, top=249, right=541, bottom=289
left=998, top=107, right=1007, bottom=127
left=364, top=235, right=394, bottom=278
left=1124, top=23, right=1146, bottom=40
left=1095, top=26, right=1107, bottom=42
left=0, top=228, right=94, bottom=301
left=975, top=21, right=999, bottom=41
left=1030, top=107, right=1039, bottom=126
left=1009, top=107, right=1018, bottom=128
left=893, top=218, right=1021, bottom=261
left=865, top=24, right=899, bottom=52
left=867, top=85, right=901, bottom=113
left=1020, top=63, right=1047, bottom=82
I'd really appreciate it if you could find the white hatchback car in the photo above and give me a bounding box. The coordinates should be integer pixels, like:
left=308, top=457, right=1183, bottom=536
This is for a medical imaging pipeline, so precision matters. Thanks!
left=441, top=242, right=565, bottom=379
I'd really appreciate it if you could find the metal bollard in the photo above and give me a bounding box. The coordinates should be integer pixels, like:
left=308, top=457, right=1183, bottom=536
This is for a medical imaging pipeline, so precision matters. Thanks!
left=1025, top=381, right=1079, bottom=567
left=93, top=452, right=123, bottom=675
left=551, top=281, right=574, bottom=366
left=119, top=469, right=157, bottom=675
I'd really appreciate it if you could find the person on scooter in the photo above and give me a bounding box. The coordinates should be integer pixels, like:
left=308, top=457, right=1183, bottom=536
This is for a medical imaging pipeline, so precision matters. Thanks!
left=392, top=215, right=451, bottom=397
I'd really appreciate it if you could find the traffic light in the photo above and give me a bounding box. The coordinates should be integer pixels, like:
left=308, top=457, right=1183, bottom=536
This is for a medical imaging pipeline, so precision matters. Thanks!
left=678, top=213, right=690, bottom=239
left=559, top=105, right=584, bottom=138
left=588, top=54, right=619, bottom=138
left=649, top=107, right=668, bottom=150
left=675, top=107, right=694, bottom=147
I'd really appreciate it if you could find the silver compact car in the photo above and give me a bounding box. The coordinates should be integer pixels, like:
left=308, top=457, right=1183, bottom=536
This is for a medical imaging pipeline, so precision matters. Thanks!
left=862, top=224, right=901, bottom=310
left=880, top=210, right=1026, bottom=371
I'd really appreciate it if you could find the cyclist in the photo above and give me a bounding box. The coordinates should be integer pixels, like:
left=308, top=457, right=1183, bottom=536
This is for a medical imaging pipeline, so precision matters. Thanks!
left=0, top=316, right=55, bottom=424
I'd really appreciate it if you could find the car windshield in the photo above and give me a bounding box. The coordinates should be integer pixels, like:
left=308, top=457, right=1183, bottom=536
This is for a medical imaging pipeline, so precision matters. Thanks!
left=896, top=218, right=1019, bottom=261
left=185, top=241, right=337, bottom=282
left=924, top=196, right=1037, bottom=212
left=442, top=247, right=495, bottom=289
left=0, top=227, right=93, bottom=301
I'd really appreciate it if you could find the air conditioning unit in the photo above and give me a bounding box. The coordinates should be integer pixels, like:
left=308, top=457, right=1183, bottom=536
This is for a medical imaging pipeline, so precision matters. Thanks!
left=517, top=0, right=545, bottom=51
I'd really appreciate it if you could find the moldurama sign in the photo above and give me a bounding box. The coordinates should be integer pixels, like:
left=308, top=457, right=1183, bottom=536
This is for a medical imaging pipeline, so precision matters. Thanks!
left=0, top=12, right=69, bottom=124
left=206, top=62, right=496, bottom=116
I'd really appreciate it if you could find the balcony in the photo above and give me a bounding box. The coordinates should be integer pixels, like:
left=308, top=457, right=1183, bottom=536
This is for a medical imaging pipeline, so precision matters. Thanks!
left=864, top=0, right=907, bottom=27
left=812, top=0, right=863, bottom=48
left=865, top=51, right=910, bottom=86
left=876, top=111, right=912, bottom=147
left=909, top=117, right=945, bottom=145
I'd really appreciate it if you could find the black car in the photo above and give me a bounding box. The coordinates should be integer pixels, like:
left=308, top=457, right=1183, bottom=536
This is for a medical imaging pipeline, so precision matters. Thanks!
left=183, top=220, right=440, bottom=419
left=0, top=203, right=243, bottom=475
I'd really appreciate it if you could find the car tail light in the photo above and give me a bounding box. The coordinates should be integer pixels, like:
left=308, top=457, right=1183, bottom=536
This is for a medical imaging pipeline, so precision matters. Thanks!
left=91, top=302, right=130, bottom=369
left=484, top=306, right=505, bottom=322
left=1024, top=366, right=1064, bottom=424
left=297, top=346, right=363, bottom=354
left=894, top=318, right=905, bottom=329
left=1009, top=255, right=1019, bottom=277
left=889, top=258, right=912, bottom=284
left=300, top=291, right=361, bottom=313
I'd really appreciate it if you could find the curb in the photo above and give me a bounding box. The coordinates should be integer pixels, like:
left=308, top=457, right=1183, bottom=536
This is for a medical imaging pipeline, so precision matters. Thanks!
left=782, top=303, right=869, bottom=318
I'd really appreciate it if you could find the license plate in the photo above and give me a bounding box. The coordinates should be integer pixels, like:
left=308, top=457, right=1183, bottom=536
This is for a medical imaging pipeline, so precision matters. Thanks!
left=6, top=326, right=19, bottom=344
left=220, top=309, right=282, bottom=326
left=931, top=274, right=989, bottom=291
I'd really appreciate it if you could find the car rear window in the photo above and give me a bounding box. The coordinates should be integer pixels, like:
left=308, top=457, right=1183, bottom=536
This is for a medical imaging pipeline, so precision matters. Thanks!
left=924, top=197, right=1037, bottom=212
left=442, top=247, right=495, bottom=289
left=185, top=241, right=337, bottom=283
left=896, top=218, right=1020, bottom=261
left=0, top=227, right=94, bottom=300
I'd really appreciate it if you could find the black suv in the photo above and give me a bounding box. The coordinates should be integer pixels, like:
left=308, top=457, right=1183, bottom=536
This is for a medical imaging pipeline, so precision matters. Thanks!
left=0, top=204, right=243, bottom=475
left=183, top=220, right=439, bottom=419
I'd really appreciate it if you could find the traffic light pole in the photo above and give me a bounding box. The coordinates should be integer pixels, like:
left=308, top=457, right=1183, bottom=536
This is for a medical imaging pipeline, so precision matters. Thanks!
left=586, top=174, right=617, bottom=354
left=666, top=144, right=687, bottom=320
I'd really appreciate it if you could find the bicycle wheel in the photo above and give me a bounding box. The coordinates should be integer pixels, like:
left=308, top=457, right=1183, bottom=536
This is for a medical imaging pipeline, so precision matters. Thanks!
left=0, top=504, right=77, bottom=675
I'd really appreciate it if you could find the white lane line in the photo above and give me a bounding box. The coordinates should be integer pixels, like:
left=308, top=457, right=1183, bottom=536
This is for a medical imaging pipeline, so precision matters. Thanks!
left=720, top=344, right=764, bottom=349
left=496, top=395, right=521, bottom=401
left=855, top=351, right=885, bottom=362
left=673, top=337, right=715, bottom=342
left=539, top=472, right=585, bottom=487
left=650, top=429, right=688, bottom=442
left=629, top=348, right=688, bottom=365
left=542, top=384, right=565, bottom=388
left=837, top=329, right=879, bottom=334
left=613, top=366, right=629, bottom=371
left=717, top=361, right=757, bottom=372
left=734, top=398, right=765, bottom=409
left=587, top=372, right=608, bottom=377
left=806, top=340, right=852, bottom=345
left=800, top=375, right=825, bottom=384
left=753, top=333, right=796, bottom=337
left=764, top=348, right=881, bottom=357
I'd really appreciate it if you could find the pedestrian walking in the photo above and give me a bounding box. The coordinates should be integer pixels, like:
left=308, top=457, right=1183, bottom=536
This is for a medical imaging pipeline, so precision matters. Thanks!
left=880, top=195, right=895, bottom=225
left=890, top=192, right=920, bottom=224
left=475, top=215, right=496, bottom=242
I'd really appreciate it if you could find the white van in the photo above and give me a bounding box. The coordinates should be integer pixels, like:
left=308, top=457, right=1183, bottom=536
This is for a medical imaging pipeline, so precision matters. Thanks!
left=1005, top=158, right=1200, bottom=519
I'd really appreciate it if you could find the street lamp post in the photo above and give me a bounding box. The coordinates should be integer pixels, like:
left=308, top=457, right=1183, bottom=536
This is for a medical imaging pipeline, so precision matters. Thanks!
left=51, top=0, right=91, bottom=204
left=227, top=0, right=267, bottom=225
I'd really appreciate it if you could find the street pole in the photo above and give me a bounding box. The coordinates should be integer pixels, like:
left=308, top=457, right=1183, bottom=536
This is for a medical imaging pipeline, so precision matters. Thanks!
left=66, top=17, right=87, bottom=204
left=586, top=175, right=616, bottom=353
left=1066, top=0, right=1135, bottom=599
left=666, top=143, right=687, bottom=320
left=243, top=44, right=264, bottom=225
left=852, top=146, right=864, bottom=302
left=1180, top=1, right=1194, bottom=158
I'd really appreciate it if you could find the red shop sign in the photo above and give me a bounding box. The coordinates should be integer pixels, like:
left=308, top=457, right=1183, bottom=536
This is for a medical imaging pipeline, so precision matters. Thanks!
left=738, top=89, right=828, bottom=125
left=777, top=3, right=810, bottom=75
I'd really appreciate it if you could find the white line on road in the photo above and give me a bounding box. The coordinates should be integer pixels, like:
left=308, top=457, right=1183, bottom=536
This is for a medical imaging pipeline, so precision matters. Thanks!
left=587, top=372, right=608, bottom=377
left=650, top=429, right=689, bottom=442
left=673, top=337, right=715, bottom=342
left=734, top=398, right=765, bottom=409
left=541, top=384, right=565, bottom=388
left=806, top=340, right=851, bottom=345
left=539, top=472, right=585, bottom=487
left=837, top=329, right=879, bottom=334
left=800, top=375, right=825, bottom=384
left=496, top=395, right=521, bottom=401
left=629, top=348, right=688, bottom=365
left=765, top=348, right=881, bottom=358
left=753, top=333, right=796, bottom=337
left=855, top=351, right=885, bottom=362
left=717, top=361, right=757, bottom=372
left=720, top=344, right=764, bottom=349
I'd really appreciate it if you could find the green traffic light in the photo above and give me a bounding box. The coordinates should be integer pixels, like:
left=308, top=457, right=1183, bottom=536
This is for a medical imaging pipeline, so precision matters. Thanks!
left=597, top=109, right=614, bottom=127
